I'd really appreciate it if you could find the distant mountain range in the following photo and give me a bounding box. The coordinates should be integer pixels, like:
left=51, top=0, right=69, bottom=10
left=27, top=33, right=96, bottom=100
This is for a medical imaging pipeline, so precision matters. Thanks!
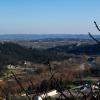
left=0, top=34, right=100, bottom=40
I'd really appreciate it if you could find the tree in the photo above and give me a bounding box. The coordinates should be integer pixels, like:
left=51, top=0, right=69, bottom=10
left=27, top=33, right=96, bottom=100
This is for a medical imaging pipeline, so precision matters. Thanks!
left=88, top=21, right=100, bottom=44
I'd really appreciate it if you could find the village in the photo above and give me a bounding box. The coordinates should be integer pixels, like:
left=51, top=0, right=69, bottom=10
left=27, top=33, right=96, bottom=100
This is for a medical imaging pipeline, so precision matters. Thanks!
left=0, top=59, right=99, bottom=100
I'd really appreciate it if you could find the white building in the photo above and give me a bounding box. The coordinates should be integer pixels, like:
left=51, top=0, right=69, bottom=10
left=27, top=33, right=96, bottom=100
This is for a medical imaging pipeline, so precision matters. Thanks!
left=33, top=96, right=42, bottom=100
left=33, top=90, right=58, bottom=100
left=7, top=65, right=16, bottom=69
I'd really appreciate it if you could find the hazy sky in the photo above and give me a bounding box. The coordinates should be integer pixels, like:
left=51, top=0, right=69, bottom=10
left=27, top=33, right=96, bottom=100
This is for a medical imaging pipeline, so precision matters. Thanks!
left=0, top=0, right=100, bottom=34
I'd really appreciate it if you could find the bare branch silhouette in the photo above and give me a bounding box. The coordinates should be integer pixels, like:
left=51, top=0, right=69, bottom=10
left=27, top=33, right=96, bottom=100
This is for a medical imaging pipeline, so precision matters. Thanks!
left=88, top=32, right=100, bottom=44
left=47, top=60, right=77, bottom=100
left=88, top=21, right=100, bottom=44
left=94, top=21, right=100, bottom=31
left=11, top=71, right=30, bottom=100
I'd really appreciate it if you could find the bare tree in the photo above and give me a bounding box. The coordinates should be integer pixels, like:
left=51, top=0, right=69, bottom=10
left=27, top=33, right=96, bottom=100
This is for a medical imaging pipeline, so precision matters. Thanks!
left=88, top=21, right=100, bottom=44
left=11, top=71, right=31, bottom=100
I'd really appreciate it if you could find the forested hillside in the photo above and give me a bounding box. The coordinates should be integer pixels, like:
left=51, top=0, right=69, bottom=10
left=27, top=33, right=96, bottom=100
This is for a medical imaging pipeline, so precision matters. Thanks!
left=1, top=42, right=100, bottom=66
left=48, top=43, right=100, bottom=55
left=0, top=42, right=69, bottom=65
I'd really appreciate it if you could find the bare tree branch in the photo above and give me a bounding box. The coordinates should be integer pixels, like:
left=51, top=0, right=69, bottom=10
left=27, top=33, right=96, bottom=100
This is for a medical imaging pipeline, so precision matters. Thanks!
left=88, top=32, right=100, bottom=44
left=88, top=21, right=100, bottom=44
left=11, top=71, right=30, bottom=100
left=94, top=21, right=100, bottom=31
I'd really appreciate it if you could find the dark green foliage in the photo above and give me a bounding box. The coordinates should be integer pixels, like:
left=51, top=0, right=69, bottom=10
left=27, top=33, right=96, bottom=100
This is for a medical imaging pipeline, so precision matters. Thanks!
left=35, top=67, right=43, bottom=74
left=0, top=42, right=69, bottom=76
left=0, top=42, right=69, bottom=65
left=48, top=44, right=100, bottom=55
left=39, top=80, right=49, bottom=92
left=0, top=64, right=7, bottom=76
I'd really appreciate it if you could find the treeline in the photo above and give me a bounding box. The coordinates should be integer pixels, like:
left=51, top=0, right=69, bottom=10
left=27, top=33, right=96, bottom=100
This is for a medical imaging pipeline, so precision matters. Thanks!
left=0, top=42, right=100, bottom=75
left=0, top=42, right=69, bottom=65
left=48, top=43, right=100, bottom=55
left=1, top=42, right=100, bottom=67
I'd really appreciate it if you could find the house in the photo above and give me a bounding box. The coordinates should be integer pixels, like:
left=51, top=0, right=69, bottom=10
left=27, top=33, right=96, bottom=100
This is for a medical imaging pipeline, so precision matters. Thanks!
left=33, top=90, right=58, bottom=100
left=33, top=96, right=42, bottom=100
left=7, top=65, right=16, bottom=69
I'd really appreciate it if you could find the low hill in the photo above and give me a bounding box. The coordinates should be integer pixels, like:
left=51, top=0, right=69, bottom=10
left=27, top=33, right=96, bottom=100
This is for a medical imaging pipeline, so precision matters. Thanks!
left=0, top=42, right=69, bottom=65
left=0, top=42, right=100, bottom=67
left=48, top=43, right=100, bottom=55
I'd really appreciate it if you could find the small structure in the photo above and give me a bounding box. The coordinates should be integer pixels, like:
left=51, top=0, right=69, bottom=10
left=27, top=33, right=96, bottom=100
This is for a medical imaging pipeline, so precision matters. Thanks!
left=24, top=60, right=31, bottom=66
left=33, top=90, right=58, bottom=100
left=92, top=84, right=99, bottom=90
left=33, top=96, right=42, bottom=100
left=7, top=65, right=16, bottom=69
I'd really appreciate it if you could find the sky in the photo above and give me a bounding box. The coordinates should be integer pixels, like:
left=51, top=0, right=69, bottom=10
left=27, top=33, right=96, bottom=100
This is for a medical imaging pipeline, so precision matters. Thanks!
left=0, top=0, right=100, bottom=34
